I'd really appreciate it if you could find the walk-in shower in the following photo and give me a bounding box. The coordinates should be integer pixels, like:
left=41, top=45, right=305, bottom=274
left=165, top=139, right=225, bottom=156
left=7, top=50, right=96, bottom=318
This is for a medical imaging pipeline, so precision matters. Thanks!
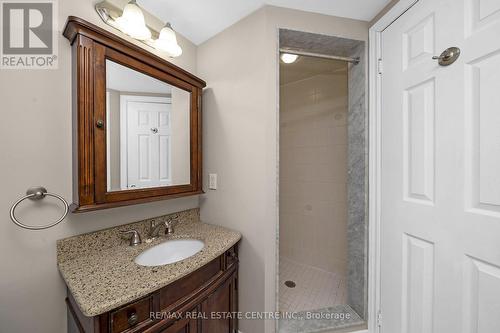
left=278, top=29, right=367, bottom=333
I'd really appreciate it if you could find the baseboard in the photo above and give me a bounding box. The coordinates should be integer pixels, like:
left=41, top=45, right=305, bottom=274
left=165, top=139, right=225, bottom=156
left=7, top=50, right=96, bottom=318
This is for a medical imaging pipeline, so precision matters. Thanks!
left=235, top=323, right=367, bottom=333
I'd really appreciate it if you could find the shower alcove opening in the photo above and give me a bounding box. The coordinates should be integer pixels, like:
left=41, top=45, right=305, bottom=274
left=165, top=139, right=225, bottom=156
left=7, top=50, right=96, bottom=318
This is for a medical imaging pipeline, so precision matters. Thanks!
left=278, top=29, right=368, bottom=333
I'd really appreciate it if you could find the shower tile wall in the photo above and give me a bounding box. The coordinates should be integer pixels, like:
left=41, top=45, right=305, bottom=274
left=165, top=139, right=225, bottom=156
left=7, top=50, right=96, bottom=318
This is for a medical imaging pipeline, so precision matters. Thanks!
left=346, top=42, right=368, bottom=319
left=280, top=67, right=348, bottom=276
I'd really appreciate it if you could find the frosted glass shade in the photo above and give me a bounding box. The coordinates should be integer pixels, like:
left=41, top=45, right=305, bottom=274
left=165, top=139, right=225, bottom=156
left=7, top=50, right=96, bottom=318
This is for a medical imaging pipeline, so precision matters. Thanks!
left=115, top=0, right=151, bottom=40
left=154, top=23, right=183, bottom=57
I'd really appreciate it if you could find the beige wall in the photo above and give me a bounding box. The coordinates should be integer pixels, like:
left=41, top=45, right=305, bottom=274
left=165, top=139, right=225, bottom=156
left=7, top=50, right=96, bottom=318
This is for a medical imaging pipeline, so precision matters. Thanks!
left=198, top=9, right=270, bottom=333
left=198, top=6, right=368, bottom=332
left=280, top=70, right=348, bottom=276
left=0, top=1, right=198, bottom=332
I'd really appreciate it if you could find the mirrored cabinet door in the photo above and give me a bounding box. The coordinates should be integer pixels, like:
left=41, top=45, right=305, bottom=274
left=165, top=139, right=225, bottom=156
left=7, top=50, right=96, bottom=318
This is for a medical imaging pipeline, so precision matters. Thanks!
left=105, top=60, right=191, bottom=192
left=64, top=17, right=205, bottom=212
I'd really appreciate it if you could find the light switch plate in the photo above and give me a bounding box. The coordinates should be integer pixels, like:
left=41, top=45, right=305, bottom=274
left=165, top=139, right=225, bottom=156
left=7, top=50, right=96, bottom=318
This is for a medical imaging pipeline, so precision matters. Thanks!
left=208, top=173, right=217, bottom=190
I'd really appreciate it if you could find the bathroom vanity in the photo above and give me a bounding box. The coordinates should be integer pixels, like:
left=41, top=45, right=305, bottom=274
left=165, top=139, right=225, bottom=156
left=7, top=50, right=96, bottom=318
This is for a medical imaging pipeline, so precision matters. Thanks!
left=59, top=16, right=241, bottom=333
left=58, top=209, right=241, bottom=333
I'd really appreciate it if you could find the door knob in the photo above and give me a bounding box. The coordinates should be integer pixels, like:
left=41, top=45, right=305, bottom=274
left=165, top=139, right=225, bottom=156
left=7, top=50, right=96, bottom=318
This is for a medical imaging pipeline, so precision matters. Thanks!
left=150, top=127, right=158, bottom=134
left=432, top=47, right=460, bottom=66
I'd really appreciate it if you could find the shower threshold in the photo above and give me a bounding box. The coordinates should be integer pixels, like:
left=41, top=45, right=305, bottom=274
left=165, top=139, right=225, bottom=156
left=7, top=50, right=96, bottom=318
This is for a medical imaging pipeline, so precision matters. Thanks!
left=278, top=304, right=365, bottom=333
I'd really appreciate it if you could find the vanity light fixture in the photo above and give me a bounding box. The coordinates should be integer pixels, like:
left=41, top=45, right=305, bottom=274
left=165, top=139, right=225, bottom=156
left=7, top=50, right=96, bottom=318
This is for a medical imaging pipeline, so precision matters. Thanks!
left=95, top=0, right=183, bottom=57
left=155, top=23, right=183, bottom=57
left=115, top=0, right=151, bottom=40
left=280, top=53, right=299, bottom=64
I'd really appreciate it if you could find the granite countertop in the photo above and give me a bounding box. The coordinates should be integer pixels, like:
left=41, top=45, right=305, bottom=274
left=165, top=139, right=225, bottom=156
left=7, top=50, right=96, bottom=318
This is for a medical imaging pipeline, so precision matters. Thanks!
left=57, top=209, right=241, bottom=317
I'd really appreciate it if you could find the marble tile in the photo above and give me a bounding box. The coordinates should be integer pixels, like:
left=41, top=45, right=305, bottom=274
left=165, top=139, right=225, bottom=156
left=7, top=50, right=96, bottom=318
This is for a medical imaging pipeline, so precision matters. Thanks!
left=280, top=29, right=364, bottom=58
left=347, top=43, right=368, bottom=319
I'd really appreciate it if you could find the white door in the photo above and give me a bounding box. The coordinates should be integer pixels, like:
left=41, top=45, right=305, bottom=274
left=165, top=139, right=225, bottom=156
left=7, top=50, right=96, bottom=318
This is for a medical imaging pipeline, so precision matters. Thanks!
left=380, top=0, right=500, bottom=332
left=121, top=96, right=171, bottom=189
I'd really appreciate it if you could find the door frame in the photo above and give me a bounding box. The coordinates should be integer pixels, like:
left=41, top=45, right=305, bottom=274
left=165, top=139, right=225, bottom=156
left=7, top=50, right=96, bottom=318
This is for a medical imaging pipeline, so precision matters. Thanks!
left=119, top=94, right=172, bottom=190
left=368, top=1, right=420, bottom=332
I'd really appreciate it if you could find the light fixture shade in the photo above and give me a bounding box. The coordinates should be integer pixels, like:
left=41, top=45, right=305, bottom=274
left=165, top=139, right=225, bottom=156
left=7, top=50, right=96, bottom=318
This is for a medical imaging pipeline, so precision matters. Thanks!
left=154, top=23, right=183, bottom=57
left=115, top=0, right=151, bottom=40
left=281, top=53, right=299, bottom=64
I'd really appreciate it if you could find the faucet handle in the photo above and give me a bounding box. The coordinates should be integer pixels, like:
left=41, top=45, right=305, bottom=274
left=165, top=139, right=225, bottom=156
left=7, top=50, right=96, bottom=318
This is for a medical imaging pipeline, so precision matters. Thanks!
left=164, top=218, right=177, bottom=235
left=120, top=229, right=142, bottom=246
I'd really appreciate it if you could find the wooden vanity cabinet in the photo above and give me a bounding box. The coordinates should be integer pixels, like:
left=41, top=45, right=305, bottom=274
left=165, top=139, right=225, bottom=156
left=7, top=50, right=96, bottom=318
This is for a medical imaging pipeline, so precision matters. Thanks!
left=66, top=246, right=239, bottom=333
left=154, top=316, right=198, bottom=333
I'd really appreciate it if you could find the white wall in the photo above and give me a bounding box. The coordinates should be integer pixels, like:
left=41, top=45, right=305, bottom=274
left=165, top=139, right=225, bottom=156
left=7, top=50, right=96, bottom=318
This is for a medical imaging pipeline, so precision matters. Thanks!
left=0, top=1, right=199, bottom=332
left=198, top=5, right=368, bottom=332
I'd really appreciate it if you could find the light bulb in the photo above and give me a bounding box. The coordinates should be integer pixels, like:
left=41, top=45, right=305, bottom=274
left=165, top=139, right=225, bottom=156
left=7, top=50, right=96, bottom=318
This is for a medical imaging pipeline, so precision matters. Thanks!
left=281, top=53, right=298, bottom=64
left=115, top=0, right=151, bottom=40
left=154, top=23, right=183, bottom=57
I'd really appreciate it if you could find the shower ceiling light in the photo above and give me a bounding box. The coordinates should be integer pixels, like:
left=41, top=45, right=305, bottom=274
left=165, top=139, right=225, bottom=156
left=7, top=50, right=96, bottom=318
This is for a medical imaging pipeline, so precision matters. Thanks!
left=281, top=53, right=299, bottom=64
left=155, top=23, right=183, bottom=57
left=115, top=0, right=151, bottom=40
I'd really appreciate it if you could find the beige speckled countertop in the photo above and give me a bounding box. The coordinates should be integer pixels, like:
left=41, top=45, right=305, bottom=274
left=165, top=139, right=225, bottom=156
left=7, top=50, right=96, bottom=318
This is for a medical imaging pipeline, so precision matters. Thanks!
left=57, top=209, right=241, bottom=317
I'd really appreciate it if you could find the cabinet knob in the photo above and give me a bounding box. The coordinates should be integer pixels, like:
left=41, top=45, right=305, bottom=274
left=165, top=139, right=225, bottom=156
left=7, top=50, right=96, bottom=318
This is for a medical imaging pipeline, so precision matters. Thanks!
left=96, top=119, right=104, bottom=128
left=128, top=312, right=138, bottom=326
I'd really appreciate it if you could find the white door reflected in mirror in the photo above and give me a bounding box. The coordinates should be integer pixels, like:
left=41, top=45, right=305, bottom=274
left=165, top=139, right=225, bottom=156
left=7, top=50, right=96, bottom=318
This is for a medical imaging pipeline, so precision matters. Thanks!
left=122, top=95, right=171, bottom=189
left=105, top=59, right=191, bottom=192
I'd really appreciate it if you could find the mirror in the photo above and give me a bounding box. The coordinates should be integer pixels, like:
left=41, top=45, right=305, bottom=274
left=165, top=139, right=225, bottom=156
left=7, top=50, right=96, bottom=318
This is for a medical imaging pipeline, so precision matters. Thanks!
left=65, top=17, right=205, bottom=212
left=105, top=60, right=191, bottom=191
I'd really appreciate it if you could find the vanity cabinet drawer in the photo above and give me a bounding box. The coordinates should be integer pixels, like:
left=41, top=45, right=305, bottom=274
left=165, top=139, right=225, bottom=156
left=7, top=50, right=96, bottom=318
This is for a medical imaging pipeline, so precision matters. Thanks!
left=110, top=296, right=153, bottom=333
left=159, top=258, right=222, bottom=310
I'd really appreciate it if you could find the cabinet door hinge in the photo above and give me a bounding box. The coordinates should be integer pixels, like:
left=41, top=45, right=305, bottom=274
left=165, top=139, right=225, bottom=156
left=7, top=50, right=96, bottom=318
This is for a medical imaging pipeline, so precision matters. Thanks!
left=377, top=310, right=382, bottom=328
left=378, top=58, right=383, bottom=75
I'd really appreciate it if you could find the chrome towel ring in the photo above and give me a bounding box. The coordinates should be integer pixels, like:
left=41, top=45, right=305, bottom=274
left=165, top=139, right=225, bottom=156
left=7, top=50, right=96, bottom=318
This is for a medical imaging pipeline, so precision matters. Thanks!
left=10, top=186, right=69, bottom=230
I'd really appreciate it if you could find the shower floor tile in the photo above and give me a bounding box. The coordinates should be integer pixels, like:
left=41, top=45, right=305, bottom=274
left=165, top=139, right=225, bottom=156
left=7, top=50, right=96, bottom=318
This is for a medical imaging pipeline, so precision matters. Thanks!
left=279, top=257, right=347, bottom=313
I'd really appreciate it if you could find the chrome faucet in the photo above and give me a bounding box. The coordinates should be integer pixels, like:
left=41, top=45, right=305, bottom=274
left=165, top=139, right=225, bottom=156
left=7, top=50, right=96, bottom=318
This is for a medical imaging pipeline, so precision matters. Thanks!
left=148, top=219, right=164, bottom=240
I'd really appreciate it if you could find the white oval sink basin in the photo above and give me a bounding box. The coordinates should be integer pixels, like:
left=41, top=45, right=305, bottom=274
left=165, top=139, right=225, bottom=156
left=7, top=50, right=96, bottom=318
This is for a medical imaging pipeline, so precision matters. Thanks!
left=134, top=239, right=204, bottom=267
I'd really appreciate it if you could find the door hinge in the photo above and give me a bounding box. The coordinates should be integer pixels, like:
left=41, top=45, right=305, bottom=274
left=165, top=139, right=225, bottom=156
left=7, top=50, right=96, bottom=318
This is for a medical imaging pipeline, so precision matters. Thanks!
left=377, top=310, right=382, bottom=328
left=378, top=58, right=383, bottom=75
